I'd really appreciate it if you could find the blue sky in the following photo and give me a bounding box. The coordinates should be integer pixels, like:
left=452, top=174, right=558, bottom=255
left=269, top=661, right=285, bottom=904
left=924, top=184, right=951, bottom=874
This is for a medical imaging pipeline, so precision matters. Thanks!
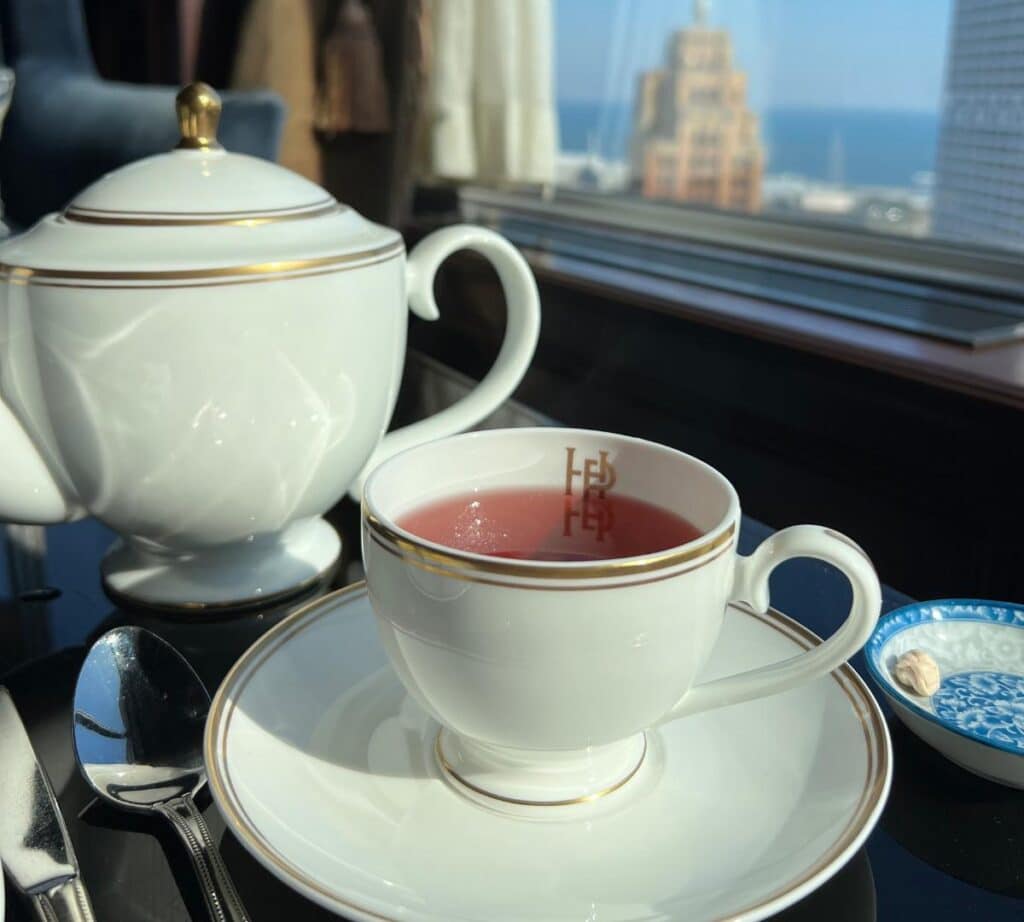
left=556, top=0, right=953, bottom=112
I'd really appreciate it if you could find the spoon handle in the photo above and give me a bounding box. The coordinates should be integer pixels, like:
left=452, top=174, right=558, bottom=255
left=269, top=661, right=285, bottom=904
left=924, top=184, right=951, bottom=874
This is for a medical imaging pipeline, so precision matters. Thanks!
left=28, top=878, right=96, bottom=922
left=157, top=793, right=251, bottom=922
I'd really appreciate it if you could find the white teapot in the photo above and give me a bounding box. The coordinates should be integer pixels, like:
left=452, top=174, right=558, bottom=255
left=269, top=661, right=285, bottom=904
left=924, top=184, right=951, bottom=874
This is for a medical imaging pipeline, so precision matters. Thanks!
left=0, top=84, right=539, bottom=609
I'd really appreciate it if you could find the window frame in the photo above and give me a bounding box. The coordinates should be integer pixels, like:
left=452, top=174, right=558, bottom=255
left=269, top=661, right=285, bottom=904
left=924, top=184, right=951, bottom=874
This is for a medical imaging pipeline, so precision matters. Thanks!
left=458, top=185, right=1024, bottom=302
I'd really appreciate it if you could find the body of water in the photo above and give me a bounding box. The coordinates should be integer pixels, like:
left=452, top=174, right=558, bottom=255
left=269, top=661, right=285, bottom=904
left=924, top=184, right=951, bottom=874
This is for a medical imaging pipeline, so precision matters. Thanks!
left=558, top=100, right=940, bottom=188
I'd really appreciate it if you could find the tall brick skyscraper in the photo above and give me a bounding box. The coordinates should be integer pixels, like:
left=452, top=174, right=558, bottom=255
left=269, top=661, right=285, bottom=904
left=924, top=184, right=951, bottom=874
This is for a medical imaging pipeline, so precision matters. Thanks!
left=631, top=0, right=763, bottom=212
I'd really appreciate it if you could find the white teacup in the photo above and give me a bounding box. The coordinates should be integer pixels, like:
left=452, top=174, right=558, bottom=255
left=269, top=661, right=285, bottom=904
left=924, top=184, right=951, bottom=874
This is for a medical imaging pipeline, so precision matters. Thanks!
left=362, top=428, right=881, bottom=806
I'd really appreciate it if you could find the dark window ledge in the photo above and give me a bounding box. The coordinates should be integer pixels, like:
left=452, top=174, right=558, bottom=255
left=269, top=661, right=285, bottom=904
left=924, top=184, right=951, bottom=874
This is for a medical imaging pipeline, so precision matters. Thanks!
left=512, top=240, right=1024, bottom=412
left=427, top=190, right=1024, bottom=410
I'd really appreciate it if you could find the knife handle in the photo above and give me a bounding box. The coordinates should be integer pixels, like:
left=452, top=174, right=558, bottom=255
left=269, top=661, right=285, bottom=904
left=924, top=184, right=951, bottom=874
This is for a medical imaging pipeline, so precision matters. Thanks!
left=29, top=878, right=96, bottom=922
left=157, top=793, right=251, bottom=922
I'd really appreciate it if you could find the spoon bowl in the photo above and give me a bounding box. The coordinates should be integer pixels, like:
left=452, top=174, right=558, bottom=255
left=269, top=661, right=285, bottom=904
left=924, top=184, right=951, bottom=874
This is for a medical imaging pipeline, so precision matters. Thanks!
left=74, top=626, right=249, bottom=921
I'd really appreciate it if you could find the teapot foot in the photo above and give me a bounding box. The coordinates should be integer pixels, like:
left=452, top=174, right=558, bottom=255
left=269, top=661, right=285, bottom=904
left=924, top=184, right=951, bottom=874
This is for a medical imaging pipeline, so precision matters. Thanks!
left=101, top=517, right=341, bottom=613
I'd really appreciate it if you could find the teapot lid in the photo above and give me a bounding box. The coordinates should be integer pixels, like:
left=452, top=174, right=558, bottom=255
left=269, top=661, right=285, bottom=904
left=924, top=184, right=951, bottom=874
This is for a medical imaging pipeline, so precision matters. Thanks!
left=66, top=84, right=336, bottom=224
left=0, top=83, right=402, bottom=281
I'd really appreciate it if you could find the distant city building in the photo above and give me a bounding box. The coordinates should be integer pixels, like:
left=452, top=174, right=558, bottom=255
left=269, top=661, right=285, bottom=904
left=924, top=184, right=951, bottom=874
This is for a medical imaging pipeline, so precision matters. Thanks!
left=630, top=0, right=763, bottom=212
left=555, top=152, right=630, bottom=192
left=933, top=0, right=1024, bottom=249
left=761, top=175, right=932, bottom=238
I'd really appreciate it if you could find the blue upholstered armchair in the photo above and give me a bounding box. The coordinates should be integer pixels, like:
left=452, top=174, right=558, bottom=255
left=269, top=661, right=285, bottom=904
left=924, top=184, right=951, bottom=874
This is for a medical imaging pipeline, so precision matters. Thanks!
left=0, top=0, right=285, bottom=230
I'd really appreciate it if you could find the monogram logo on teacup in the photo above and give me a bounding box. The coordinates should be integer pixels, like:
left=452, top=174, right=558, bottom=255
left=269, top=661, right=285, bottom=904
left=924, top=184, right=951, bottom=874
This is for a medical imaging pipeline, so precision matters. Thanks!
left=563, top=447, right=617, bottom=541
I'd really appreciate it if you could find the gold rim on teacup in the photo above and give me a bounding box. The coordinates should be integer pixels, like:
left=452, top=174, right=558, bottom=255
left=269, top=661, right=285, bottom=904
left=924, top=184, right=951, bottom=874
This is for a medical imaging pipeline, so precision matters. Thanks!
left=363, top=508, right=737, bottom=582
left=360, top=427, right=742, bottom=584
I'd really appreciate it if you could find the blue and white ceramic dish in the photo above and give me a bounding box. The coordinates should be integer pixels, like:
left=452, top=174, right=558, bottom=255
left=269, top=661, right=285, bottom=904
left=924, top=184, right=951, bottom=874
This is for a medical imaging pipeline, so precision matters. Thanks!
left=866, top=599, right=1024, bottom=788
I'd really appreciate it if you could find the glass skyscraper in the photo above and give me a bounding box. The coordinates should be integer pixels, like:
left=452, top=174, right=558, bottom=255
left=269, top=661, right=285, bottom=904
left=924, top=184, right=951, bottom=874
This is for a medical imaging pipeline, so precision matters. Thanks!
left=933, top=0, right=1024, bottom=250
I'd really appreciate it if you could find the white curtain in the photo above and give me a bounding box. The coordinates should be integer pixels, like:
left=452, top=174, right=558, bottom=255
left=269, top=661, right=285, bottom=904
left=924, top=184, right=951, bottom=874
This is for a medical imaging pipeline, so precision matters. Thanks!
left=421, top=0, right=557, bottom=184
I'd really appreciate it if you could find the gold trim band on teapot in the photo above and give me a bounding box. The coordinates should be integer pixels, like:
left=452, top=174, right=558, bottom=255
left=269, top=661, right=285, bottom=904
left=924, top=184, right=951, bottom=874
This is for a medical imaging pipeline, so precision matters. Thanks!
left=62, top=200, right=345, bottom=227
left=0, top=240, right=405, bottom=288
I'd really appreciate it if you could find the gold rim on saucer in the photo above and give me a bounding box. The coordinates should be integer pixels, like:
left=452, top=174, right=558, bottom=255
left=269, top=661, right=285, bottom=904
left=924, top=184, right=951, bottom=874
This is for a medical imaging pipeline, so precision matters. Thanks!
left=204, top=583, right=890, bottom=922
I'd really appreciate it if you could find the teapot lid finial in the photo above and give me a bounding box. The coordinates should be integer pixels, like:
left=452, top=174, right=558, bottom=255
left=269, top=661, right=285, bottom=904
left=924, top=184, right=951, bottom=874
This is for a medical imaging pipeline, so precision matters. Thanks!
left=175, top=82, right=223, bottom=151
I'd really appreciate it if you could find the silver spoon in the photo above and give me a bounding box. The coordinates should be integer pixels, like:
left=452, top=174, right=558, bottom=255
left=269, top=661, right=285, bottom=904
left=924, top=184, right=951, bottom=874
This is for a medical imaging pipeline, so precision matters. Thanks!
left=72, top=626, right=250, bottom=922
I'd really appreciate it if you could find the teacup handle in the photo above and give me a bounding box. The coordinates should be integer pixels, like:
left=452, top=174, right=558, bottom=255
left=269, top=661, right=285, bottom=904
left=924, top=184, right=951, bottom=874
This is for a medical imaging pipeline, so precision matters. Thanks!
left=348, top=224, right=541, bottom=498
left=661, top=524, right=881, bottom=722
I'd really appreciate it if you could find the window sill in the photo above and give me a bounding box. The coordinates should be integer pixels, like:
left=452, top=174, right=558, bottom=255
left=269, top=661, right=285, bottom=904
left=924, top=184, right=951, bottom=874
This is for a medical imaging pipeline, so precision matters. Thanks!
left=460, top=186, right=1024, bottom=300
left=523, top=247, right=1024, bottom=411
left=432, top=194, right=1024, bottom=411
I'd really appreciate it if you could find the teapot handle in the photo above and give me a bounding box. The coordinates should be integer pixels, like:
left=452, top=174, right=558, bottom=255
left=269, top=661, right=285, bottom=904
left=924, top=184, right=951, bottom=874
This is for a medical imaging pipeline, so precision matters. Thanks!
left=348, top=224, right=540, bottom=498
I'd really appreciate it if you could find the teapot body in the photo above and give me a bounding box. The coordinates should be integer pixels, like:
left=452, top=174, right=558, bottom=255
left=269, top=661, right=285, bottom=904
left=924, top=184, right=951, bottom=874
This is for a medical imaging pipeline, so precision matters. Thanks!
left=1, top=245, right=406, bottom=549
left=0, top=84, right=541, bottom=608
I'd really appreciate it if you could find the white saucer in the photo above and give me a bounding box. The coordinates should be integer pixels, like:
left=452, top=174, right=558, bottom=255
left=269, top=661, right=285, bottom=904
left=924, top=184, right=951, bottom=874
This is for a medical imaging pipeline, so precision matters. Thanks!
left=206, top=584, right=891, bottom=922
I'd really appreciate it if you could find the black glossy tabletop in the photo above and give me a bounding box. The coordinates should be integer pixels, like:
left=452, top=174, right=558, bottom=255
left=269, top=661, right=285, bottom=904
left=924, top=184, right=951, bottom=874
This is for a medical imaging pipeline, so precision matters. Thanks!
left=1, top=509, right=1022, bottom=921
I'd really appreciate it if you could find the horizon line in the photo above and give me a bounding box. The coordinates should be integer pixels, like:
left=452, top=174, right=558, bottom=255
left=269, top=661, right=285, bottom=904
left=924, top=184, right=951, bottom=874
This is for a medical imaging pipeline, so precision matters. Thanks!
left=556, top=99, right=942, bottom=116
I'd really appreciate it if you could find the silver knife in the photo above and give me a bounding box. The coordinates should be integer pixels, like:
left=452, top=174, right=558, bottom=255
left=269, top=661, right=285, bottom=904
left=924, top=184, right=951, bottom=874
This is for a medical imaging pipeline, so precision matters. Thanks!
left=0, top=687, right=96, bottom=922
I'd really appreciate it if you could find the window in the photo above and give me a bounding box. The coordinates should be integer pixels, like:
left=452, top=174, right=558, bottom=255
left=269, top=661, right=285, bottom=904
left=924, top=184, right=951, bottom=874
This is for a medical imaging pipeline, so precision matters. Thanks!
left=688, top=88, right=722, bottom=106
left=454, top=0, right=1024, bottom=348
left=551, top=0, right=1024, bottom=259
